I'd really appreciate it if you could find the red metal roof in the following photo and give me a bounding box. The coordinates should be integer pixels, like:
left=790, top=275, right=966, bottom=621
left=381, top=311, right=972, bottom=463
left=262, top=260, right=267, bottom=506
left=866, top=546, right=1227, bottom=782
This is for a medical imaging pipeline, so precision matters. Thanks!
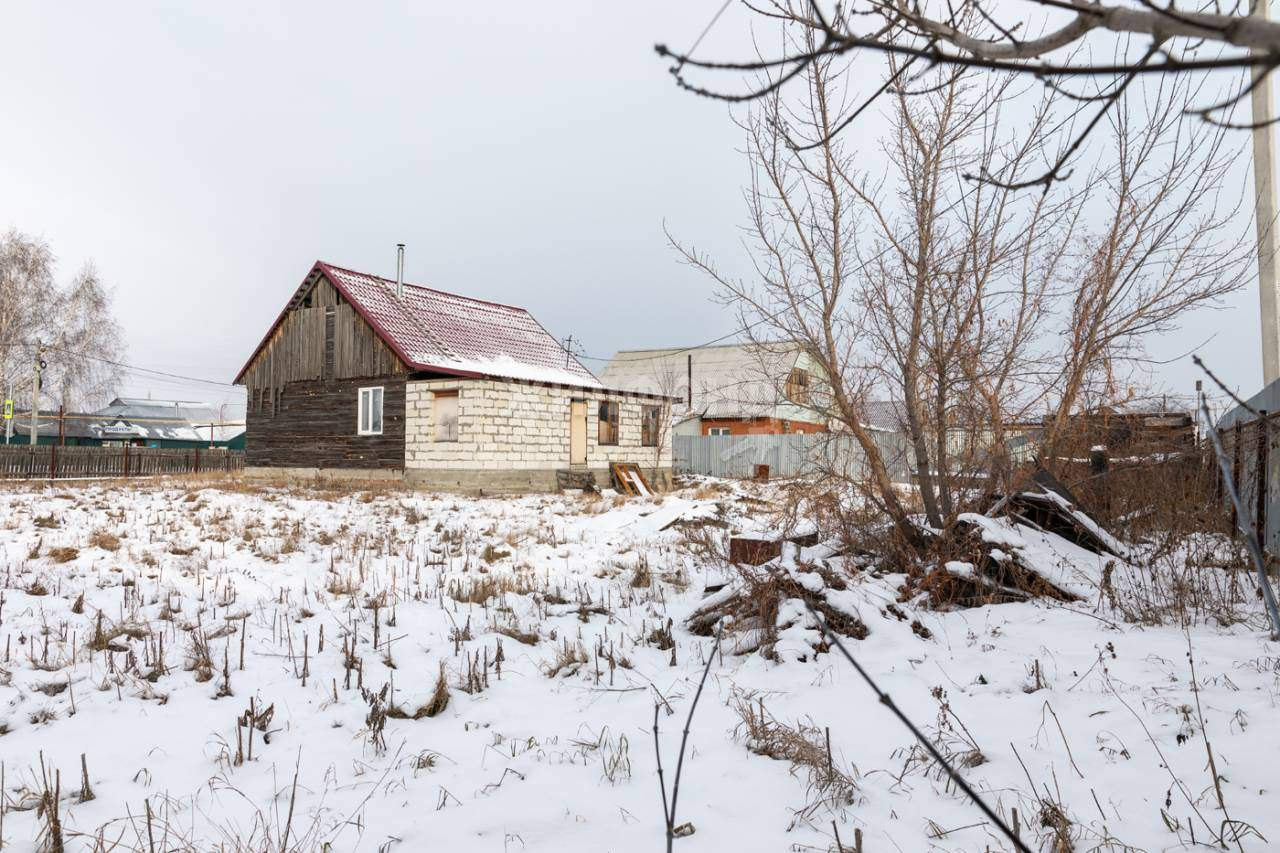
left=235, top=261, right=601, bottom=388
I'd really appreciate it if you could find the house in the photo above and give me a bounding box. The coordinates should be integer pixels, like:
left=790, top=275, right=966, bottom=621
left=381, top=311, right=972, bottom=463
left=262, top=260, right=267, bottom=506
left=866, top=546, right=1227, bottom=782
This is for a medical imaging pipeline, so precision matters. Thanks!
left=8, top=412, right=103, bottom=446
left=233, top=260, right=672, bottom=492
left=93, top=398, right=246, bottom=449
left=1050, top=397, right=1196, bottom=457
left=597, top=342, right=828, bottom=436
left=9, top=399, right=245, bottom=448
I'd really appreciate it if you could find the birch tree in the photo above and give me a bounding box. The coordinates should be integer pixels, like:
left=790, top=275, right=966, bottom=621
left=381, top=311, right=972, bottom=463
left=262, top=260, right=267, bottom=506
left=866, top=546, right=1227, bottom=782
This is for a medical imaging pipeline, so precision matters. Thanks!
left=0, top=230, right=125, bottom=414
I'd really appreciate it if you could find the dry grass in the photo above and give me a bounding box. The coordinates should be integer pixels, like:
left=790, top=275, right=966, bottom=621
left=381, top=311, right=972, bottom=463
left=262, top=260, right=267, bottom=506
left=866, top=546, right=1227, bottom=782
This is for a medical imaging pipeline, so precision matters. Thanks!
left=732, top=692, right=860, bottom=827
left=48, top=547, right=79, bottom=564
left=88, top=529, right=121, bottom=551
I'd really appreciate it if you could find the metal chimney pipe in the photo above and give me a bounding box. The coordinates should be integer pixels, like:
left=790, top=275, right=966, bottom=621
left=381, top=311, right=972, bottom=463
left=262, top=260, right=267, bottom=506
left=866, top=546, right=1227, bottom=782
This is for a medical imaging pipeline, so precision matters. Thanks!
left=395, top=243, right=405, bottom=298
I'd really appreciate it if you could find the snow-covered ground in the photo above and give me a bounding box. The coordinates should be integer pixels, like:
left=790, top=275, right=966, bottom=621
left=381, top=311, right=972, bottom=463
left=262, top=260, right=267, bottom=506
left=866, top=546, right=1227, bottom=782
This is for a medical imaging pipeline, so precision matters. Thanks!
left=0, top=477, right=1275, bottom=851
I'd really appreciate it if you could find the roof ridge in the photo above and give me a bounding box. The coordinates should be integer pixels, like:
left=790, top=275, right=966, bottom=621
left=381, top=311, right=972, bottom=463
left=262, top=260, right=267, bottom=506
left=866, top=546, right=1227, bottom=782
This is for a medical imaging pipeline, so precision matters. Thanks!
left=317, top=261, right=534, bottom=315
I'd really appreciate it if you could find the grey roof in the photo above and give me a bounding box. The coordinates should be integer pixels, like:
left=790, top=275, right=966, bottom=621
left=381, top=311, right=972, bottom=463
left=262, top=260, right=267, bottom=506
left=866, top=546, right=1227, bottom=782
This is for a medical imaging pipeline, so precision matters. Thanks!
left=92, top=398, right=244, bottom=443
left=861, top=400, right=908, bottom=432
left=11, top=412, right=102, bottom=440
left=10, top=400, right=245, bottom=443
left=597, top=343, right=814, bottom=420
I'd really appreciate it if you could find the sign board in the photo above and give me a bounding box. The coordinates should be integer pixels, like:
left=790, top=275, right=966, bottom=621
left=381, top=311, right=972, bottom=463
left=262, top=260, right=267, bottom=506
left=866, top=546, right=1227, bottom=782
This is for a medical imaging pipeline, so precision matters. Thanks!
left=2, top=400, right=11, bottom=421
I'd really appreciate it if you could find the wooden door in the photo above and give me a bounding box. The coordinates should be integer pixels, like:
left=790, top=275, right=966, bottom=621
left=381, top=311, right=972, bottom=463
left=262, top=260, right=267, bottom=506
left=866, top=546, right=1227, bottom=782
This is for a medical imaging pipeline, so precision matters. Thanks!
left=569, top=400, right=587, bottom=465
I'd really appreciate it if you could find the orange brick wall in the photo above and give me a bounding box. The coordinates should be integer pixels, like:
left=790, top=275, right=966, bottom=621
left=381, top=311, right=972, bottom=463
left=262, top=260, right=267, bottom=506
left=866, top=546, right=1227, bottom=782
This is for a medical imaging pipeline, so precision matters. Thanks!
left=701, top=417, right=827, bottom=436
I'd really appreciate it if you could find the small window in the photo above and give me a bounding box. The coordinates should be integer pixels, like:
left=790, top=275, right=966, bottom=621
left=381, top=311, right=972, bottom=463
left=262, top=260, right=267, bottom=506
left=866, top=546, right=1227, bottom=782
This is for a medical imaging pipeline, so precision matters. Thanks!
left=708, top=427, right=730, bottom=436
left=358, top=386, right=384, bottom=435
left=598, top=401, right=619, bottom=445
left=785, top=368, right=810, bottom=404
left=641, top=405, right=661, bottom=447
left=434, top=391, right=458, bottom=442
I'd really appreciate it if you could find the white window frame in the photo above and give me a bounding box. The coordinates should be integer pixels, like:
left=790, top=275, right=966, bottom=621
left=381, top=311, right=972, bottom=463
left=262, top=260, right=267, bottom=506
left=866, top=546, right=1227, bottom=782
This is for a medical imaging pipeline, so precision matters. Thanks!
left=708, top=427, right=730, bottom=436
left=358, top=386, right=384, bottom=436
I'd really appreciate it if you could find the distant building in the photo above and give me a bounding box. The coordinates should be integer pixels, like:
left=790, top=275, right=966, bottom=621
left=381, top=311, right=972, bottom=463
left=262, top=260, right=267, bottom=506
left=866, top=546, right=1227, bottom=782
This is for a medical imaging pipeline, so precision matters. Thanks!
left=8, top=412, right=102, bottom=446
left=94, top=398, right=246, bottom=449
left=9, top=398, right=245, bottom=449
left=598, top=342, right=828, bottom=436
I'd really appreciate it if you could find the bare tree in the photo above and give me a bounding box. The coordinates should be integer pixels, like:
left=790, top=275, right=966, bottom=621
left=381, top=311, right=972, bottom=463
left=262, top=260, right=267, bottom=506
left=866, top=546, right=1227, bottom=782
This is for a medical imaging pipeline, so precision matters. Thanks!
left=0, top=230, right=125, bottom=417
left=0, top=230, right=57, bottom=406
left=643, top=357, right=684, bottom=479
left=657, top=0, right=1265, bottom=186
left=1038, top=75, right=1251, bottom=458
left=670, top=15, right=1245, bottom=540
left=51, top=262, right=127, bottom=412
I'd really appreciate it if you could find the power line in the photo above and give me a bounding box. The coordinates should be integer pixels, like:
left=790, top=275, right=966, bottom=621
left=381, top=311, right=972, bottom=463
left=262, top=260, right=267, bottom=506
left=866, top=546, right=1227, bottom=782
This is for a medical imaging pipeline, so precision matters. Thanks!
left=35, top=343, right=240, bottom=389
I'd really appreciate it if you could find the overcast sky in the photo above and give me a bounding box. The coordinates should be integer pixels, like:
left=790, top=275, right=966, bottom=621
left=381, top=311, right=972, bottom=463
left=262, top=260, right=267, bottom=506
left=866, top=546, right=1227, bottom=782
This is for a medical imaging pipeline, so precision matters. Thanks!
left=1, top=2, right=1268, bottom=412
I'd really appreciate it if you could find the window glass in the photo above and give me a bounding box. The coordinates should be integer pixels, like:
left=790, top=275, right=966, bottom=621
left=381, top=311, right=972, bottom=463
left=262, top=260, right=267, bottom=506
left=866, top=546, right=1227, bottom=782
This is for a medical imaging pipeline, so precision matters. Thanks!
left=598, top=401, right=619, bottom=445
left=785, top=368, right=810, bottom=404
left=641, top=405, right=660, bottom=447
left=358, top=387, right=384, bottom=435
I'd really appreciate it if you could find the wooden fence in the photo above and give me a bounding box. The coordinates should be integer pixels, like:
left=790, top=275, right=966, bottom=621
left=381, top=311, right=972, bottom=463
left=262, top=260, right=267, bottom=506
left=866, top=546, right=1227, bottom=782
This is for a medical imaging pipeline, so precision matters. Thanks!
left=1218, top=412, right=1280, bottom=556
left=0, top=445, right=244, bottom=480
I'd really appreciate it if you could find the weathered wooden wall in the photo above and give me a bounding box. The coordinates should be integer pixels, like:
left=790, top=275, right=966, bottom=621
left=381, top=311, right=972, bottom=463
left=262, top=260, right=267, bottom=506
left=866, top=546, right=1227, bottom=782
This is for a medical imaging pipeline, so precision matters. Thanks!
left=245, top=377, right=406, bottom=470
left=241, top=274, right=407, bottom=415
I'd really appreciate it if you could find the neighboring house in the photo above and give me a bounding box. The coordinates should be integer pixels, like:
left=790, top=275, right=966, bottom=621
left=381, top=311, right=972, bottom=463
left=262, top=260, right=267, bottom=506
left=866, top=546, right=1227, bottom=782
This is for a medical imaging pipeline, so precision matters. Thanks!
left=94, top=398, right=246, bottom=449
left=9, top=399, right=245, bottom=448
left=233, top=260, right=671, bottom=492
left=1053, top=397, right=1196, bottom=457
left=9, top=412, right=103, bottom=446
left=598, top=342, right=828, bottom=436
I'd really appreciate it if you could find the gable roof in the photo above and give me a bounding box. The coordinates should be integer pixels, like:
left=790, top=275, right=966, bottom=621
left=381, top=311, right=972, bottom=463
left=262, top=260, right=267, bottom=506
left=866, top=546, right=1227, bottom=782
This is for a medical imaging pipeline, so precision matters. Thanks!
left=14, top=400, right=245, bottom=444
left=598, top=342, right=808, bottom=419
left=235, top=261, right=601, bottom=388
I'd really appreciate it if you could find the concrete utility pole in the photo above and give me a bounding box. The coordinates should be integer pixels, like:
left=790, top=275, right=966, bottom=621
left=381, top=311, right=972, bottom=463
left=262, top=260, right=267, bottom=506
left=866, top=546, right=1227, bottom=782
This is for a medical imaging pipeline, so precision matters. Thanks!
left=1253, top=0, right=1280, bottom=385
left=29, top=341, right=41, bottom=446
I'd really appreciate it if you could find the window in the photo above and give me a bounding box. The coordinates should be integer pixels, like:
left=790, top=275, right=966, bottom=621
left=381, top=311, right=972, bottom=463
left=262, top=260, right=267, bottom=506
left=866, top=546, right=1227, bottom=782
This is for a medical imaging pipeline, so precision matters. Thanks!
left=598, top=401, right=619, bottom=445
left=785, top=368, right=810, bottom=404
left=358, top=386, right=383, bottom=435
left=434, top=391, right=458, bottom=441
left=641, top=405, right=661, bottom=447
left=708, top=427, right=730, bottom=436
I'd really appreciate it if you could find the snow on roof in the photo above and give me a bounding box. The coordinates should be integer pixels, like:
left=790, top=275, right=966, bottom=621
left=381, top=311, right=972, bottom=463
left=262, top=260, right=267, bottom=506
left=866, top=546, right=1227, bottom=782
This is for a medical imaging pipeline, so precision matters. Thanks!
left=93, top=398, right=244, bottom=443
left=597, top=343, right=806, bottom=419
left=236, top=262, right=602, bottom=389
left=11, top=400, right=244, bottom=443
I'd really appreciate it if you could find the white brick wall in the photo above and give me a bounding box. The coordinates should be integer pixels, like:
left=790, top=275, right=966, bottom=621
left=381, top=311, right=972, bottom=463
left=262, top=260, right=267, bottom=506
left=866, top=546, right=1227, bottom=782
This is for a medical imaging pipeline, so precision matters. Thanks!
left=405, top=379, right=672, bottom=472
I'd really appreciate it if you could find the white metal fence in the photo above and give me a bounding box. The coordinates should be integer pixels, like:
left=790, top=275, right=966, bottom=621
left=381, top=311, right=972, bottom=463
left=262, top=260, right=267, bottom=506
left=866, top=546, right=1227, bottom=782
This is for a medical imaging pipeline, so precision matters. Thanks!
left=673, top=432, right=915, bottom=483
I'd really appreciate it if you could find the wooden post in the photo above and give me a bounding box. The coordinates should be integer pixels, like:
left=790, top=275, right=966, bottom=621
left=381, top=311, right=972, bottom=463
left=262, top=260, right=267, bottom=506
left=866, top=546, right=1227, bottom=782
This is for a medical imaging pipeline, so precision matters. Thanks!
left=194, top=447, right=200, bottom=474
left=1257, top=411, right=1270, bottom=551
left=123, top=443, right=130, bottom=478
left=58, top=405, right=65, bottom=447
left=1232, top=420, right=1244, bottom=532
left=1089, top=446, right=1110, bottom=519
left=49, top=443, right=57, bottom=480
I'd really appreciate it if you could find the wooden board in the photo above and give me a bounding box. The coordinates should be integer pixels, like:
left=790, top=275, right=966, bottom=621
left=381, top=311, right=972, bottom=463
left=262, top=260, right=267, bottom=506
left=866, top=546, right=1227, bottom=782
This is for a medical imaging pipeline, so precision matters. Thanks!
left=241, top=274, right=407, bottom=415
left=246, top=376, right=406, bottom=470
left=610, top=463, right=652, bottom=497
